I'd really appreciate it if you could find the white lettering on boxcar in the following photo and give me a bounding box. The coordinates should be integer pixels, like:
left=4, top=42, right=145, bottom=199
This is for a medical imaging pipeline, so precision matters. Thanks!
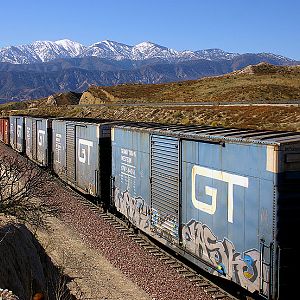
left=17, top=125, right=22, bottom=138
left=26, top=127, right=31, bottom=140
left=38, top=130, right=45, bottom=146
left=192, top=165, right=248, bottom=223
left=78, top=139, right=93, bottom=165
left=55, top=133, right=62, bottom=163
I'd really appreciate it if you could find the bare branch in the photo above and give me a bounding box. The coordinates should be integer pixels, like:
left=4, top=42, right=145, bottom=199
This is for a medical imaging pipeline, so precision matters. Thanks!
left=0, top=154, right=59, bottom=229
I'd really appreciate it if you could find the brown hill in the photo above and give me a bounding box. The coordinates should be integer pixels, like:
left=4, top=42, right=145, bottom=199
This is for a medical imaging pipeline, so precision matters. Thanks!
left=79, top=63, right=300, bottom=104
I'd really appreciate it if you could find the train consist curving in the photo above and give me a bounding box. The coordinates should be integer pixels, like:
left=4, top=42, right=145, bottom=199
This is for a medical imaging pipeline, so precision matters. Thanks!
left=1, top=115, right=300, bottom=299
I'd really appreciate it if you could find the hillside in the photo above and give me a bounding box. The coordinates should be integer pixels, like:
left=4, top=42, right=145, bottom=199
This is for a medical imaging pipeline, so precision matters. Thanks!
left=1, top=63, right=300, bottom=132
left=80, top=63, right=300, bottom=103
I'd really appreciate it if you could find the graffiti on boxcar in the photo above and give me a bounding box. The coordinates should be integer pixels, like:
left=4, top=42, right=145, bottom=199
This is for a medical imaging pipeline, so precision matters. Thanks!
left=182, top=219, right=267, bottom=293
left=114, top=188, right=151, bottom=232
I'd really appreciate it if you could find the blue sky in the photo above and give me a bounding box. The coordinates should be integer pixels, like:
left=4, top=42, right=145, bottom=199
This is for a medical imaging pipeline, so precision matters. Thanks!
left=0, top=0, right=299, bottom=59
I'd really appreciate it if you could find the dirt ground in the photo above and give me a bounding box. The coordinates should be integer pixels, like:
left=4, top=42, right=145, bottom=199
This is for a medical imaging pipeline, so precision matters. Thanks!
left=36, top=217, right=151, bottom=300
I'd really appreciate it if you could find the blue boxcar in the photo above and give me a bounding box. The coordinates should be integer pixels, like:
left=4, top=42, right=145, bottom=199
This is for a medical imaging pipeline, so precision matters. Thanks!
left=9, top=116, right=25, bottom=153
left=52, top=119, right=112, bottom=200
left=25, top=117, right=52, bottom=166
left=111, top=123, right=300, bottom=299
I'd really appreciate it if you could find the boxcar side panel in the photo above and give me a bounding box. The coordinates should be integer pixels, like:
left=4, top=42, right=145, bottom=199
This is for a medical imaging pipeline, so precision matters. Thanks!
left=112, top=127, right=151, bottom=234
left=181, top=140, right=276, bottom=294
left=36, top=119, right=49, bottom=166
left=9, top=117, right=15, bottom=148
left=4, top=119, right=9, bottom=145
left=25, top=118, right=33, bottom=160
left=0, top=119, right=9, bottom=144
left=52, top=120, right=67, bottom=179
left=16, top=117, right=24, bottom=153
left=75, top=124, right=99, bottom=196
left=0, top=119, right=3, bottom=142
left=9, top=116, right=24, bottom=153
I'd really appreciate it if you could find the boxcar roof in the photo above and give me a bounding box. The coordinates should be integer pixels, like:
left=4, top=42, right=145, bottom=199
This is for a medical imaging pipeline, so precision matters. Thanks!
left=53, top=117, right=116, bottom=125
left=114, top=122, right=300, bottom=145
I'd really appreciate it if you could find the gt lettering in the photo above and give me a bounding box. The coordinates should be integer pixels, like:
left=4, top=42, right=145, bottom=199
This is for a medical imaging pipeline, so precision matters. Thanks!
left=78, top=139, right=93, bottom=165
left=192, top=165, right=248, bottom=223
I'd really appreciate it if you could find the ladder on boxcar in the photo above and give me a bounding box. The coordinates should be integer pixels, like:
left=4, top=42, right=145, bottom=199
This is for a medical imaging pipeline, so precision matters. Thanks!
left=260, top=239, right=274, bottom=299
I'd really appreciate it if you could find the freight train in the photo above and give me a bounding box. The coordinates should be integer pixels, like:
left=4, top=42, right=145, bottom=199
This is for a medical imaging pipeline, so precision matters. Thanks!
left=1, top=115, right=300, bottom=300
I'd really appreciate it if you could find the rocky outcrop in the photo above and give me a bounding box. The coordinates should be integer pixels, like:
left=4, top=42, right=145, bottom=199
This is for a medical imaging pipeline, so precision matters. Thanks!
left=46, top=92, right=82, bottom=106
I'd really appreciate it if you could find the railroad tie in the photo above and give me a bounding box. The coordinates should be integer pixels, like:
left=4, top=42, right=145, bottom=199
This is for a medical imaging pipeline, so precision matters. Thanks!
left=177, top=268, right=189, bottom=273
left=115, top=226, right=125, bottom=229
left=143, top=245, right=156, bottom=250
left=189, top=277, right=203, bottom=282
left=153, top=252, right=164, bottom=257
left=127, top=234, right=136, bottom=237
left=204, top=287, right=219, bottom=293
left=137, top=242, right=149, bottom=247
left=212, top=294, right=228, bottom=299
left=148, top=249, right=159, bottom=253
left=182, top=273, right=197, bottom=278
left=171, top=263, right=183, bottom=269
left=159, top=256, right=171, bottom=261
left=196, top=282, right=211, bottom=287
left=165, top=260, right=176, bottom=264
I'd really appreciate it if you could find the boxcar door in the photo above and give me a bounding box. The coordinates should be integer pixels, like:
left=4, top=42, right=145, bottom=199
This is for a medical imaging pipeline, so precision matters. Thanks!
left=36, top=119, right=47, bottom=165
left=16, top=117, right=24, bottom=152
left=66, top=123, right=76, bottom=183
left=10, top=118, right=15, bottom=148
left=32, top=119, right=37, bottom=161
left=150, top=134, right=180, bottom=244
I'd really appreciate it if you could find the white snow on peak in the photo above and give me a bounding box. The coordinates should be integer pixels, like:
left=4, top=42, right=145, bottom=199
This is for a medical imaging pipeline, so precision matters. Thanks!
left=0, top=39, right=87, bottom=64
left=55, top=39, right=87, bottom=56
left=0, top=39, right=295, bottom=64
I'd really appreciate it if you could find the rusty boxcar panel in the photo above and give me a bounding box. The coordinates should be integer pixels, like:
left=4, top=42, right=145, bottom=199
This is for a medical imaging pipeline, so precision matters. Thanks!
left=0, top=118, right=10, bottom=144
left=25, top=117, right=51, bottom=166
left=9, top=116, right=25, bottom=153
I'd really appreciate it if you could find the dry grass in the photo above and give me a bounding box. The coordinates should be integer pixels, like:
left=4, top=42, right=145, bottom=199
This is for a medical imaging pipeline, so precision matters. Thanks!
left=83, top=64, right=300, bottom=103
left=2, top=104, right=300, bottom=132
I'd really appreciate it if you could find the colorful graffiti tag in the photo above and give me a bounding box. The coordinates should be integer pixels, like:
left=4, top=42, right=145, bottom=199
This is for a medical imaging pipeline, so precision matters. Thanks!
left=182, top=219, right=268, bottom=293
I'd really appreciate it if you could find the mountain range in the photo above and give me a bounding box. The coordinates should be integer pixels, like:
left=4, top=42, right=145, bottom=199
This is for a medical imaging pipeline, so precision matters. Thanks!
left=0, top=39, right=298, bottom=101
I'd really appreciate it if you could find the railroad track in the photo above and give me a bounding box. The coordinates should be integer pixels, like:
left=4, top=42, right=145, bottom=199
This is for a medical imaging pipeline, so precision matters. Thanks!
left=77, top=197, right=239, bottom=300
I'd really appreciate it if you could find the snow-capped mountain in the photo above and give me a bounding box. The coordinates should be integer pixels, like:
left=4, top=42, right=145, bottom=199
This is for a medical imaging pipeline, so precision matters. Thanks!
left=80, top=40, right=238, bottom=62
left=0, top=39, right=298, bottom=102
left=0, top=39, right=295, bottom=65
left=0, top=39, right=86, bottom=64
